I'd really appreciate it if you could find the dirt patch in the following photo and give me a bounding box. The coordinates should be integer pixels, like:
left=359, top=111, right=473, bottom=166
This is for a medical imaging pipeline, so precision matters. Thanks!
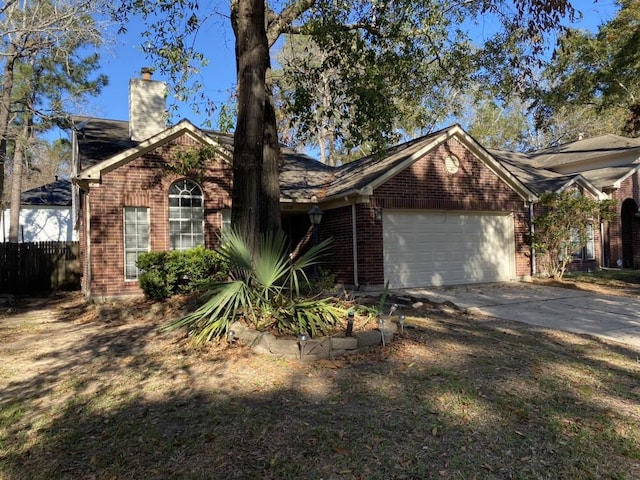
left=534, top=275, right=640, bottom=298
left=1, top=286, right=640, bottom=479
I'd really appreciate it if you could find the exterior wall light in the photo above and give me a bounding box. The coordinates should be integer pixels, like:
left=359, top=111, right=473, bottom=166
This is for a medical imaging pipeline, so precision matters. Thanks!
left=374, top=206, right=382, bottom=223
left=308, top=205, right=324, bottom=226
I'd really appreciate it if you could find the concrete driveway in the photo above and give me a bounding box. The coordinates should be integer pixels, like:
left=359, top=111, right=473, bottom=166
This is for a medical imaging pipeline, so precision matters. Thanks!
left=402, top=282, right=640, bottom=348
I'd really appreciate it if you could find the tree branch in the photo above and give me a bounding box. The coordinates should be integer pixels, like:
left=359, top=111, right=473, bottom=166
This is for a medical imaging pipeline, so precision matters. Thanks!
left=266, top=0, right=316, bottom=47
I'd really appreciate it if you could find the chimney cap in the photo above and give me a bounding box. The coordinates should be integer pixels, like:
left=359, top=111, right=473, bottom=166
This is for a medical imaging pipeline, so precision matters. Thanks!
left=141, top=67, right=154, bottom=79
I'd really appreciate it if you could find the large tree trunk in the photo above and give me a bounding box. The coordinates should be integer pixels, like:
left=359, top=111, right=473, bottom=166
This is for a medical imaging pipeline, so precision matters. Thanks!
left=230, top=0, right=270, bottom=249
left=261, top=65, right=282, bottom=233
left=8, top=120, right=29, bottom=242
left=0, top=44, right=17, bottom=212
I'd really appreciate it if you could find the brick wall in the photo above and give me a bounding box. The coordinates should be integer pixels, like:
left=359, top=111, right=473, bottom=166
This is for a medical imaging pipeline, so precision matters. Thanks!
left=609, top=172, right=640, bottom=269
left=85, top=134, right=232, bottom=298
left=318, top=139, right=533, bottom=287
left=319, top=206, right=355, bottom=284
left=370, top=139, right=531, bottom=281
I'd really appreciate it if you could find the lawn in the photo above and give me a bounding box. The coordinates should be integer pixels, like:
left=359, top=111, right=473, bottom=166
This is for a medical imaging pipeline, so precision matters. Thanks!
left=564, top=269, right=640, bottom=288
left=1, top=282, right=639, bottom=479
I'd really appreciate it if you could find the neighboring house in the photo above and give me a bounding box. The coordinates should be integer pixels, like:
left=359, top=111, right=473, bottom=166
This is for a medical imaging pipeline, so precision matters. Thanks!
left=70, top=71, right=640, bottom=299
left=495, top=135, right=640, bottom=271
left=1, top=178, right=76, bottom=243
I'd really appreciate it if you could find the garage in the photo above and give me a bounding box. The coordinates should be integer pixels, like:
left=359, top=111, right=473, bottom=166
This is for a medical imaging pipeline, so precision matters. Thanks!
left=383, top=210, right=516, bottom=288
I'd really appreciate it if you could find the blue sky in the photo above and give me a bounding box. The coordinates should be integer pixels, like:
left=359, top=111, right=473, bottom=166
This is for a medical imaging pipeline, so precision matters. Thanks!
left=55, top=0, right=620, bottom=140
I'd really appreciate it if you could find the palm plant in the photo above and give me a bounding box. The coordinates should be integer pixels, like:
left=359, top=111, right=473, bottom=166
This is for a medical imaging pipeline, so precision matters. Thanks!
left=163, top=229, right=345, bottom=343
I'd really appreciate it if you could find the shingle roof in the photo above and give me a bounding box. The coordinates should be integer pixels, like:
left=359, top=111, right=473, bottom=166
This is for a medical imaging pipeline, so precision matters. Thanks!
left=278, top=149, right=334, bottom=201
left=529, top=134, right=640, bottom=169
left=20, top=178, right=72, bottom=206
left=579, top=165, right=640, bottom=190
left=489, top=149, right=575, bottom=194
left=73, top=117, right=333, bottom=200
left=72, top=119, right=536, bottom=202
left=72, top=116, right=138, bottom=170
left=326, top=129, right=448, bottom=198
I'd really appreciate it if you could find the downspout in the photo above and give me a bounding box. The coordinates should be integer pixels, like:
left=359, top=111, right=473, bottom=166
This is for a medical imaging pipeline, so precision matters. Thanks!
left=529, top=202, right=536, bottom=278
left=351, top=203, right=359, bottom=289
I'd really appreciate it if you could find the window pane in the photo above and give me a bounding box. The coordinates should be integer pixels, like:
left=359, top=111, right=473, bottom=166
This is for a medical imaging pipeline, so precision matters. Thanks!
left=126, top=252, right=138, bottom=266
left=170, top=234, right=180, bottom=249
left=125, top=209, right=137, bottom=223
left=125, top=235, right=138, bottom=249
left=125, top=265, right=137, bottom=279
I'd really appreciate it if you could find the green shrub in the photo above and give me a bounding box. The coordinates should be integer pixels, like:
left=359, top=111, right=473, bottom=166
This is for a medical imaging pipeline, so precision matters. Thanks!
left=138, top=269, right=171, bottom=301
left=137, top=246, right=226, bottom=300
left=163, top=230, right=347, bottom=343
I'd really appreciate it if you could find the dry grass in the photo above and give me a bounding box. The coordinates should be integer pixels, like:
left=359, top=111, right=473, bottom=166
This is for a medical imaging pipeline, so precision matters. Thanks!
left=1, top=284, right=640, bottom=480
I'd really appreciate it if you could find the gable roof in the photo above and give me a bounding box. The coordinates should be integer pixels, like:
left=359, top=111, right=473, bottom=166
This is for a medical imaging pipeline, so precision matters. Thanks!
left=20, top=178, right=72, bottom=206
left=73, top=117, right=329, bottom=200
left=323, top=125, right=537, bottom=202
left=75, top=119, right=230, bottom=188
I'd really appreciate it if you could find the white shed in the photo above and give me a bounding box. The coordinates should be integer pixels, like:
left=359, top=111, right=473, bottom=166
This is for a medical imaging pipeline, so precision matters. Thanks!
left=1, top=178, right=75, bottom=242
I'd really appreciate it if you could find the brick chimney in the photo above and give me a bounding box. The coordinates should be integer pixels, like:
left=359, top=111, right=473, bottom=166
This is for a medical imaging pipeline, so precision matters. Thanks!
left=129, top=67, right=168, bottom=141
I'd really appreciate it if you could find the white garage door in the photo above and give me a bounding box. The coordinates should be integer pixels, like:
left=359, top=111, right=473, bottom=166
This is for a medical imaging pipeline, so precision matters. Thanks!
left=383, top=210, right=515, bottom=288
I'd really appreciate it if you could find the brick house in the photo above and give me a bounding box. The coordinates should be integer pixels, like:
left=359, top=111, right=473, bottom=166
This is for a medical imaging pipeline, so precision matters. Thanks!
left=71, top=73, right=640, bottom=299
left=494, top=136, right=640, bottom=272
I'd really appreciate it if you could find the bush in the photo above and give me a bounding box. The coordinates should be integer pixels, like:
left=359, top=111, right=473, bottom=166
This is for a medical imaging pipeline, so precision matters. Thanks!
left=137, top=246, right=227, bottom=300
left=163, top=230, right=347, bottom=343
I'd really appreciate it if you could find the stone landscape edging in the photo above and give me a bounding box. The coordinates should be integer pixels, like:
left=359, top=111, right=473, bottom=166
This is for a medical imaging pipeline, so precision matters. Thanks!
left=229, top=319, right=399, bottom=360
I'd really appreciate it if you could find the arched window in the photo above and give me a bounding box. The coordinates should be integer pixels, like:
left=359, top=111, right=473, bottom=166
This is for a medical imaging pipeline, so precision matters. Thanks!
left=169, top=179, right=204, bottom=250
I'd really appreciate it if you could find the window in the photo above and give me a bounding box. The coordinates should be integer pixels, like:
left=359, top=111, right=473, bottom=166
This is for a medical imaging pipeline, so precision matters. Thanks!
left=571, top=224, right=595, bottom=261
left=585, top=224, right=595, bottom=260
left=221, top=209, right=231, bottom=232
left=169, top=179, right=204, bottom=250
left=124, top=207, right=149, bottom=280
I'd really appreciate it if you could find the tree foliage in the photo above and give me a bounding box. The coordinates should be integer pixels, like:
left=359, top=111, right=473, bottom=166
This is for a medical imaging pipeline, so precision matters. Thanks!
left=0, top=0, right=108, bottom=235
left=113, top=0, right=577, bottom=239
left=533, top=0, right=640, bottom=140
left=533, top=191, right=616, bottom=280
left=464, top=97, right=532, bottom=151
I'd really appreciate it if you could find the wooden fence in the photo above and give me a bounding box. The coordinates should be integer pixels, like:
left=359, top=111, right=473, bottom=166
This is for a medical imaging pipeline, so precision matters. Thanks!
left=0, top=241, right=81, bottom=294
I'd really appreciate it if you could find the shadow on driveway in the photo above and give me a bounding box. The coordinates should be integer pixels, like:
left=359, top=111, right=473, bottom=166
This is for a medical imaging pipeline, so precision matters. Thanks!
left=402, top=282, right=640, bottom=348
